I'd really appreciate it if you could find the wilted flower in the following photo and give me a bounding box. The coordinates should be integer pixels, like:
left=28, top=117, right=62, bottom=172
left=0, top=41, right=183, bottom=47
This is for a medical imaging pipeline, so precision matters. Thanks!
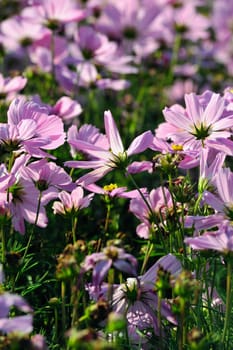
left=129, top=186, right=173, bottom=239
left=82, top=246, right=138, bottom=286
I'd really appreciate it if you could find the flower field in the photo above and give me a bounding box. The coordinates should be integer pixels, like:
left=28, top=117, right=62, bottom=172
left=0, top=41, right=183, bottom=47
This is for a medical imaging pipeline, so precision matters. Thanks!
left=0, top=0, right=233, bottom=349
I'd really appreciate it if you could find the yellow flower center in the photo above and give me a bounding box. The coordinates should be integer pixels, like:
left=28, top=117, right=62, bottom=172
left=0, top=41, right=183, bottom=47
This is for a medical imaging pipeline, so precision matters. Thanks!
left=171, top=144, right=183, bottom=151
left=103, top=183, right=118, bottom=192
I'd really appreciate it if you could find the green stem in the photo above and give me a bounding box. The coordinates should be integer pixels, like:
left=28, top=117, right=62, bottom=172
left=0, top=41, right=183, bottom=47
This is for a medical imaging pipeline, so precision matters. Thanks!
left=157, top=294, right=163, bottom=350
left=53, top=306, right=59, bottom=344
left=7, top=152, right=16, bottom=173
left=1, top=219, right=6, bottom=265
left=61, top=281, right=66, bottom=336
left=71, top=281, right=79, bottom=328
left=206, top=259, right=217, bottom=332
left=13, top=191, right=42, bottom=289
left=50, top=29, right=56, bottom=100
left=51, top=30, right=55, bottom=80
left=193, top=192, right=203, bottom=215
left=221, top=258, right=232, bottom=345
left=167, top=175, right=186, bottom=256
left=104, top=202, right=111, bottom=233
left=126, top=171, right=153, bottom=216
left=96, top=200, right=112, bottom=252
left=107, top=268, right=115, bottom=304
left=167, top=33, right=181, bottom=85
left=71, top=216, right=78, bottom=244
left=140, top=241, right=154, bottom=275
left=127, top=171, right=166, bottom=250
left=178, top=303, right=186, bottom=350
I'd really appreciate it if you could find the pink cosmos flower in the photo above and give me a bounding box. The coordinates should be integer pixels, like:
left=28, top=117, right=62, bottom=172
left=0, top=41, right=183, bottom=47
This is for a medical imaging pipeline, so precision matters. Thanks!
left=184, top=224, right=233, bottom=254
left=6, top=155, right=48, bottom=234
left=129, top=186, right=173, bottom=239
left=156, top=91, right=233, bottom=154
left=50, top=96, right=82, bottom=123
left=84, top=183, right=147, bottom=200
left=52, top=186, right=94, bottom=216
left=171, top=1, right=210, bottom=42
left=96, top=0, right=166, bottom=60
left=164, top=79, right=197, bottom=105
left=0, top=74, right=27, bottom=102
left=0, top=122, right=48, bottom=160
left=0, top=164, right=14, bottom=192
left=65, top=110, right=153, bottom=186
left=210, top=0, right=233, bottom=75
left=4, top=97, right=65, bottom=157
left=24, top=159, right=75, bottom=205
left=56, top=64, right=130, bottom=92
left=31, top=95, right=82, bottom=124
left=198, top=147, right=226, bottom=193
left=223, top=87, right=233, bottom=112
left=111, top=254, right=182, bottom=346
left=127, top=160, right=154, bottom=174
left=82, top=246, right=138, bottom=286
left=28, top=32, right=68, bottom=72
left=70, top=0, right=107, bottom=20
left=27, top=0, right=86, bottom=27
left=185, top=167, right=233, bottom=232
left=0, top=164, right=15, bottom=216
left=95, top=78, right=130, bottom=91
left=0, top=292, right=33, bottom=334
left=0, top=267, right=48, bottom=347
left=173, top=64, right=198, bottom=79
left=0, top=14, right=47, bottom=53
left=67, top=123, right=109, bottom=159
left=67, top=25, right=137, bottom=86
left=203, top=167, right=233, bottom=218
left=151, top=137, right=200, bottom=169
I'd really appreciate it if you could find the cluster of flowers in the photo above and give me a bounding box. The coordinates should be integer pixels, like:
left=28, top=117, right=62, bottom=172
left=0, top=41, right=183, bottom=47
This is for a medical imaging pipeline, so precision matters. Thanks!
left=0, top=0, right=232, bottom=96
left=1, top=0, right=233, bottom=348
left=0, top=264, right=48, bottom=349
left=2, top=87, right=232, bottom=234
left=1, top=82, right=233, bottom=346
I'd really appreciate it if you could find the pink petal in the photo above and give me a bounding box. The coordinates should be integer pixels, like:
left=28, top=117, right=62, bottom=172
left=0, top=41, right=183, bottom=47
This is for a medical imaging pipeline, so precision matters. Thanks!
left=104, top=110, right=124, bottom=154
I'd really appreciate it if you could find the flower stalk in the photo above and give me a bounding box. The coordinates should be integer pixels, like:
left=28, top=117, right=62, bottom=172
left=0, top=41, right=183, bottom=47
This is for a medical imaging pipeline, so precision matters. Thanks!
left=221, top=257, right=233, bottom=346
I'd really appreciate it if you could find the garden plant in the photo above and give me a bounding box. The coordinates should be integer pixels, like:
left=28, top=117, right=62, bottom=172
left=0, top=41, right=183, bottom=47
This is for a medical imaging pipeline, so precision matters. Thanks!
left=0, top=0, right=233, bottom=349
